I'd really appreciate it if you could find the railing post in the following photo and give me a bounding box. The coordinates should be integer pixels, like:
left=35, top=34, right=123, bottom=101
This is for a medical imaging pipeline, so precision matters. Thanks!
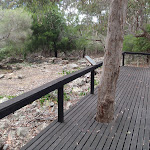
left=58, top=86, right=64, bottom=123
left=122, top=53, right=125, bottom=66
left=91, top=70, right=94, bottom=94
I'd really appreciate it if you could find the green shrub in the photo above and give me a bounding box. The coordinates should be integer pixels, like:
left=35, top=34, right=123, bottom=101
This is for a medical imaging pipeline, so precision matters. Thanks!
left=123, top=34, right=136, bottom=52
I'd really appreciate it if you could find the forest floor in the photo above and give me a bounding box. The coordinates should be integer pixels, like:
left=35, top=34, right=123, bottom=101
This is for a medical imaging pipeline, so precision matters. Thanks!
left=0, top=55, right=103, bottom=150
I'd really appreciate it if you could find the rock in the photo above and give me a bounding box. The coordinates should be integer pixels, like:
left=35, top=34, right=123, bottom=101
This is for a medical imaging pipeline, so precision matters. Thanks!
left=11, top=66, right=22, bottom=70
left=18, top=89, right=24, bottom=92
left=32, top=101, right=38, bottom=106
left=0, top=63, right=3, bottom=69
left=0, top=97, right=9, bottom=103
left=72, top=87, right=81, bottom=93
left=44, top=100, right=50, bottom=107
left=65, top=101, right=72, bottom=110
left=72, top=78, right=86, bottom=87
left=93, top=57, right=104, bottom=63
left=45, top=117, right=54, bottom=121
left=78, top=80, right=86, bottom=86
left=62, top=65, right=67, bottom=71
left=43, top=62, right=48, bottom=65
left=17, top=75, right=24, bottom=79
left=13, top=112, right=20, bottom=118
left=8, top=130, right=16, bottom=140
left=0, top=63, right=12, bottom=70
left=52, top=58, right=62, bottom=64
left=36, top=109, right=41, bottom=114
left=3, top=144, right=9, bottom=150
left=0, top=139, right=4, bottom=150
left=54, top=109, right=58, bottom=116
left=0, top=74, right=5, bottom=79
left=19, top=116, right=25, bottom=120
left=68, top=64, right=78, bottom=69
left=37, top=123, right=48, bottom=132
left=50, top=102, right=55, bottom=107
left=42, top=106, right=47, bottom=110
left=16, top=127, right=29, bottom=137
left=62, top=60, right=69, bottom=65
left=7, top=76, right=12, bottom=79
left=4, top=57, right=23, bottom=64
left=85, top=78, right=90, bottom=83
left=77, top=59, right=87, bottom=64
left=85, top=73, right=90, bottom=78
left=0, top=121, right=9, bottom=129
left=50, top=106, right=54, bottom=112
left=7, top=73, right=13, bottom=79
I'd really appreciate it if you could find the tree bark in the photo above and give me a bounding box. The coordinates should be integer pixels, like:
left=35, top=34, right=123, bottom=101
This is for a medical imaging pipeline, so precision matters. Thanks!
left=83, top=47, right=86, bottom=58
left=54, top=42, right=58, bottom=58
left=95, top=0, right=128, bottom=123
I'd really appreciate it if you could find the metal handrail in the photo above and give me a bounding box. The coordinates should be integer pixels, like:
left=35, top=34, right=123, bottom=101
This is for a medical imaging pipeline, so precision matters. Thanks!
left=0, top=61, right=103, bottom=122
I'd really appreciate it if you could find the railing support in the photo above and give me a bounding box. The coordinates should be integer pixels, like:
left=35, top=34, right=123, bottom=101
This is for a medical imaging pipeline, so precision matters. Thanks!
left=58, top=86, right=64, bottom=123
left=91, top=71, right=94, bottom=94
left=122, top=53, right=125, bottom=66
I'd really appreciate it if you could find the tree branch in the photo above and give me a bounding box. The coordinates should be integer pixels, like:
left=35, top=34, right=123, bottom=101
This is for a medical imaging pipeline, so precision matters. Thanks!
left=135, top=27, right=150, bottom=41
left=0, top=32, right=11, bottom=41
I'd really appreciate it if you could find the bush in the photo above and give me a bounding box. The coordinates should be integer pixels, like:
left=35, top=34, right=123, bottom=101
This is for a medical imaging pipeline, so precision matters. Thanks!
left=123, top=25, right=150, bottom=53
left=123, top=34, right=136, bottom=52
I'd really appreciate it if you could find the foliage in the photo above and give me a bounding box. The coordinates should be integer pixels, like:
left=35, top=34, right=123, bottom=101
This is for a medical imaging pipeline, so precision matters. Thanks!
left=39, top=91, right=70, bottom=106
left=123, top=34, right=136, bottom=52
left=1, top=0, right=150, bottom=59
left=0, top=95, right=16, bottom=99
left=39, top=93, right=57, bottom=106
left=79, top=91, right=86, bottom=96
left=60, top=0, right=108, bottom=53
left=126, top=0, right=150, bottom=33
left=25, top=2, right=78, bottom=56
left=94, top=79, right=99, bottom=86
left=134, top=25, right=150, bottom=52
left=123, top=25, right=150, bottom=52
left=0, top=7, right=33, bottom=60
left=134, top=40, right=150, bottom=53
left=63, top=92, right=70, bottom=101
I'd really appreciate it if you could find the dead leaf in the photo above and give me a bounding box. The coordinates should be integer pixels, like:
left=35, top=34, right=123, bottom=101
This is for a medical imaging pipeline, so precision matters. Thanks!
left=127, top=131, right=131, bottom=134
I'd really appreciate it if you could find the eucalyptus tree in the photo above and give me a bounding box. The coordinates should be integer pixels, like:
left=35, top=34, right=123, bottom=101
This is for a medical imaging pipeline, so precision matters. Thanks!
left=123, top=0, right=150, bottom=54
left=96, top=0, right=128, bottom=123
left=60, top=0, right=109, bottom=52
left=126, top=0, right=150, bottom=34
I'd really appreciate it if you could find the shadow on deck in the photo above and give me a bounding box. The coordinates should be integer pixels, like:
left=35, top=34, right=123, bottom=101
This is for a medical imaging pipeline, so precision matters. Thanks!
left=21, top=66, right=150, bottom=150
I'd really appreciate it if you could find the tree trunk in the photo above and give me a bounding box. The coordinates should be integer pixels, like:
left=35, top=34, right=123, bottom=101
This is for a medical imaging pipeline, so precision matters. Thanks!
left=83, top=47, right=86, bottom=58
left=95, top=0, right=128, bottom=123
left=54, top=42, right=58, bottom=58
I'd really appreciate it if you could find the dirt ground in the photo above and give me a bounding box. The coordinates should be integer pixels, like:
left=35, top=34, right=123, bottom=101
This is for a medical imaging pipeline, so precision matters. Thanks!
left=0, top=62, right=64, bottom=96
left=0, top=54, right=104, bottom=97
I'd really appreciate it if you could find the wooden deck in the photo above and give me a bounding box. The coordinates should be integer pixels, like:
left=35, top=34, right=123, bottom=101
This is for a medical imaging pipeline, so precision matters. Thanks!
left=21, top=66, right=150, bottom=150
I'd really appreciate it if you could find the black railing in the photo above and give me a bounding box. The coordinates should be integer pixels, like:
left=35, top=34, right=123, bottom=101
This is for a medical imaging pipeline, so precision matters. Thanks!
left=122, top=52, right=150, bottom=66
left=0, top=62, right=103, bottom=122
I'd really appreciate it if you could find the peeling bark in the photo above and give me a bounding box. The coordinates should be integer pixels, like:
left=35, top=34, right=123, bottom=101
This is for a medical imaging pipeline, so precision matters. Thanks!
left=96, top=0, right=128, bottom=123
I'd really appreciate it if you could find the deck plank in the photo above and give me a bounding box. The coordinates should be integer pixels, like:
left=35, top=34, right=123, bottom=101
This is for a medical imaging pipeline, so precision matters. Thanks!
left=21, top=66, right=150, bottom=150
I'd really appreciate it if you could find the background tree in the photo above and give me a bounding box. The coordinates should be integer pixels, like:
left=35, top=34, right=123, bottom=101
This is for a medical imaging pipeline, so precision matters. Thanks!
left=95, top=0, right=128, bottom=123
left=0, top=7, right=32, bottom=60
left=23, top=1, right=79, bottom=57
left=123, top=0, right=150, bottom=53
left=60, top=0, right=109, bottom=54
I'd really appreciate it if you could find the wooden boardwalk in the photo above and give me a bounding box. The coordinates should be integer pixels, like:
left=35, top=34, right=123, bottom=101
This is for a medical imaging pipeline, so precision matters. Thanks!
left=21, top=66, right=150, bottom=150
